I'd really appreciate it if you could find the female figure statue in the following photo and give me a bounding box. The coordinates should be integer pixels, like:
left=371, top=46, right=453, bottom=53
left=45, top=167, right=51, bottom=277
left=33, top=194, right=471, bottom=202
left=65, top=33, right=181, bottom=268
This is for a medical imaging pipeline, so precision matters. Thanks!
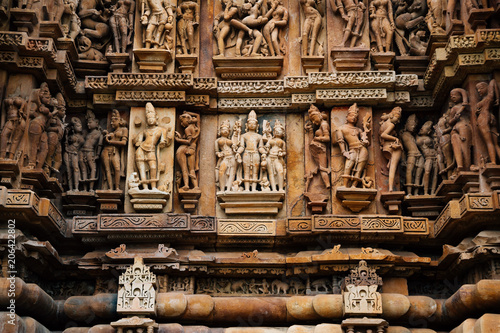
left=300, top=0, right=324, bottom=56
left=44, top=93, right=66, bottom=177
left=213, top=0, right=240, bottom=56
left=81, top=111, right=103, bottom=192
left=177, top=0, right=200, bottom=55
left=237, top=111, right=266, bottom=191
left=416, top=121, right=438, bottom=195
left=65, top=117, right=85, bottom=192
left=448, top=88, right=472, bottom=173
left=379, top=107, right=402, bottom=192
left=109, top=0, right=135, bottom=53
left=401, top=114, right=424, bottom=195
left=175, top=111, right=200, bottom=191
left=263, top=0, right=288, bottom=56
left=0, top=96, right=27, bottom=160
left=435, top=110, right=454, bottom=179
left=369, top=0, right=395, bottom=52
left=266, top=120, right=286, bottom=192
left=140, top=0, right=175, bottom=49
left=304, top=104, right=330, bottom=190
left=336, top=103, right=371, bottom=188
left=215, top=120, right=237, bottom=192
left=475, top=80, right=500, bottom=165
left=101, top=110, right=128, bottom=191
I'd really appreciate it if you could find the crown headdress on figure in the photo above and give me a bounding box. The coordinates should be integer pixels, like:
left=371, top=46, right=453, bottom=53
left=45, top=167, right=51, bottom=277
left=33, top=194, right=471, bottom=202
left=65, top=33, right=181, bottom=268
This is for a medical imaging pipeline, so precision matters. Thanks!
left=145, top=102, right=157, bottom=116
left=220, top=119, right=231, bottom=130
left=347, top=103, right=359, bottom=116
left=86, top=109, right=97, bottom=122
left=247, top=110, right=258, bottom=123
left=308, top=104, right=321, bottom=117
left=274, top=119, right=285, bottom=133
left=111, top=109, right=121, bottom=120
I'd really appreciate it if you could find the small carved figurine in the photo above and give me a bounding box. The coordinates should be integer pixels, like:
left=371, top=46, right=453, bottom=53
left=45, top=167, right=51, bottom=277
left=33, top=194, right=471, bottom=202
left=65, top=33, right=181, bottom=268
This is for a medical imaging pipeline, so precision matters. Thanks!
left=213, top=0, right=240, bottom=57
left=101, top=110, right=128, bottom=191
left=475, top=80, right=500, bottom=165
left=305, top=104, right=331, bottom=190
left=393, top=0, right=427, bottom=56
left=336, top=103, right=371, bottom=188
left=215, top=120, right=237, bottom=192
left=80, top=110, right=103, bottom=192
left=448, top=88, right=472, bottom=173
left=64, top=117, right=85, bottom=192
left=61, top=0, right=81, bottom=40
left=330, top=0, right=366, bottom=47
left=237, top=0, right=276, bottom=57
left=379, top=107, right=402, bottom=191
left=237, top=111, right=266, bottom=191
left=300, top=0, right=324, bottom=56
left=140, top=0, right=175, bottom=49
left=133, top=102, right=172, bottom=191
left=175, top=111, right=200, bottom=191
left=0, top=96, right=27, bottom=160
left=369, top=0, right=395, bottom=52
left=265, top=120, right=286, bottom=192
left=78, top=0, right=111, bottom=39
left=176, top=0, right=200, bottom=55
left=78, top=35, right=105, bottom=60
left=401, top=114, right=424, bottom=195
left=109, top=0, right=135, bottom=53
left=416, top=121, right=438, bottom=195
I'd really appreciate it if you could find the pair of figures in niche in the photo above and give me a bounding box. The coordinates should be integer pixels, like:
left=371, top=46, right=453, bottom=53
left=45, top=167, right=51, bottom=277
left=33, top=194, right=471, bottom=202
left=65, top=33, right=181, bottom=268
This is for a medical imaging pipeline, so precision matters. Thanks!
left=216, top=110, right=286, bottom=193
left=214, top=0, right=289, bottom=57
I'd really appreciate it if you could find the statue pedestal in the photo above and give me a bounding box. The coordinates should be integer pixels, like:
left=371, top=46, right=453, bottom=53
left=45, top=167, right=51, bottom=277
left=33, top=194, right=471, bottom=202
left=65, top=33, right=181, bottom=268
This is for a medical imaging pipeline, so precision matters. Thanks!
left=62, top=191, right=96, bottom=217
left=482, top=164, right=500, bottom=191
left=426, top=33, right=448, bottom=56
left=467, top=8, right=494, bottom=31
left=106, top=52, right=130, bottom=73
left=56, top=38, right=79, bottom=61
left=395, top=56, right=428, bottom=77
left=217, top=191, right=285, bottom=215
left=133, top=49, right=172, bottom=72
left=10, top=9, right=38, bottom=34
left=404, top=195, right=445, bottom=219
left=39, top=21, right=63, bottom=39
left=95, top=190, right=123, bottom=212
left=20, top=168, right=62, bottom=199
left=304, top=192, right=328, bottom=214
left=176, top=54, right=198, bottom=74
left=331, top=48, right=369, bottom=71
left=371, top=52, right=395, bottom=70
left=380, top=191, right=405, bottom=214
left=301, top=56, right=325, bottom=73
left=74, top=59, right=109, bottom=77
left=111, top=317, right=158, bottom=333
left=446, top=19, right=465, bottom=36
left=178, top=188, right=201, bottom=213
left=129, top=189, right=170, bottom=212
left=336, top=187, right=377, bottom=213
left=0, top=159, right=20, bottom=188
left=212, top=56, right=283, bottom=79
left=435, top=171, right=479, bottom=200
left=341, top=318, right=388, bottom=333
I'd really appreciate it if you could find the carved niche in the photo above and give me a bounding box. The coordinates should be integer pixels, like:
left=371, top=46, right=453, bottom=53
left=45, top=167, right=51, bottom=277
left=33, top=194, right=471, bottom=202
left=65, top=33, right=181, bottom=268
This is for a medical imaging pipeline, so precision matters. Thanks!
left=342, top=260, right=383, bottom=316
left=216, top=110, right=286, bottom=214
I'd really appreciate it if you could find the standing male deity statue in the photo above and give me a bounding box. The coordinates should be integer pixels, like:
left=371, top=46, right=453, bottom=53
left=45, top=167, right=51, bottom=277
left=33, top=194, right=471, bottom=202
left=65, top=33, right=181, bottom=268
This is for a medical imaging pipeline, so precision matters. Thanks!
left=330, top=0, right=366, bottom=47
left=109, top=0, right=135, bottom=53
left=176, top=0, right=199, bottom=55
left=401, top=114, right=424, bottom=195
left=0, top=96, right=27, bottom=160
left=175, top=111, right=200, bottom=191
left=80, top=110, right=103, bottom=192
left=133, top=102, right=172, bottom=191
left=140, top=0, right=175, bottom=49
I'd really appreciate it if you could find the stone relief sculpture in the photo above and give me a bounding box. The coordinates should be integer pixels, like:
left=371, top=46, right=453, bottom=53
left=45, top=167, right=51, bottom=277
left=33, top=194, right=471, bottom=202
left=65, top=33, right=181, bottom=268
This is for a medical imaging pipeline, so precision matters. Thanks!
left=425, top=0, right=446, bottom=34
left=132, top=103, right=172, bottom=192
left=102, top=110, right=128, bottom=191
left=215, top=120, right=237, bottom=192
left=401, top=114, right=424, bottom=195
left=117, top=257, right=156, bottom=315
left=109, top=0, right=135, bottom=53
left=213, top=0, right=239, bottom=57
left=175, top=111, right=200, bottom=191
left=475, top=80, right=500, bottom=165
left=305, top=104, right=331, bottom=191
left=379, top=107, right=402, bottom=192
left=78, top=0, right=111, bottom=40
left=448, top=88, right=472, bottom=174
left=435, top=109, right=454, bottom=180
left=300, top=0, right=324, bottom=56
left=263, top=0, right=288, bottom=56
left=238, top=111, right=266, bottom=191
left=368, top=0, right=395, bottom=52
left=343, top=260, right=383, bottom=315
left=416, top=120, right=438, bottom=195
left=393, top=0, right=427, bottom=56
left=64, top=117, right=85, bottom=192
left=336, top=103, right=372, bottom=188
left=80, top=111, right=103, bottom=192
left=330, top=0, right=366, bottom=47
left=176, top=0, right=200, bottom=55
left=44, top=93, right=66, bottom=177
left=0, top=96, right=27, bottom=160
left=27, top=83, right=58, bottom=170
left=61, top=0, right=81, bottom=40
left=101, top=110, right=128, bottom=191
left=140, top=0, right=175, bottom=50
left=264, top=119, right=286, bottom=192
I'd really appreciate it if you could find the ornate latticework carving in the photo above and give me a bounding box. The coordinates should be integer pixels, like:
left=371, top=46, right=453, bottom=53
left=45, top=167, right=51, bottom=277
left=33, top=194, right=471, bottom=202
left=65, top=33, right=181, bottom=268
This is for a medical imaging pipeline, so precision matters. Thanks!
left=343, top=260, right=383, bottom=315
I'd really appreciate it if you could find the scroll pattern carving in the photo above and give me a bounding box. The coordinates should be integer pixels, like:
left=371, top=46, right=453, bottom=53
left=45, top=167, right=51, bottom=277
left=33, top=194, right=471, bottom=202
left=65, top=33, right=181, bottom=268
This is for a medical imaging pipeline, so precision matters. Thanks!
left=314, top=216, right=361, bottom=230
left=361, top=217, right=402, bottom=230
left=218, top=220, right=276, bottom=236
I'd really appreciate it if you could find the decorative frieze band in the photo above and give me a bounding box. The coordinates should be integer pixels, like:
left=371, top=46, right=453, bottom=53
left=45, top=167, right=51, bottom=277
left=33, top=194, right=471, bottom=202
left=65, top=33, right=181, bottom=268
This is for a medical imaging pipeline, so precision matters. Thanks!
left=309, top=71, right=395, bottom=87
left=108, top=73, right=193, bottom=89
left=116, top=90, right=185, bottom=102
left=218, top=219, right=276, bottom=236
left=218, top=97, right=291, bottom=109
left=217, top=80, right=285, bottom=94
left=186, top=95, right=209, bottom=106
left=316, top=88, right=387, bottom=101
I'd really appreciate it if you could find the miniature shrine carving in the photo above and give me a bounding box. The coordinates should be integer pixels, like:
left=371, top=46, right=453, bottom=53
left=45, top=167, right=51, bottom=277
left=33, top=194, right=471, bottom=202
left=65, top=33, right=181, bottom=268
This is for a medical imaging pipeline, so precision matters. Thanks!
left=342, top=260, right=383, bottom=315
